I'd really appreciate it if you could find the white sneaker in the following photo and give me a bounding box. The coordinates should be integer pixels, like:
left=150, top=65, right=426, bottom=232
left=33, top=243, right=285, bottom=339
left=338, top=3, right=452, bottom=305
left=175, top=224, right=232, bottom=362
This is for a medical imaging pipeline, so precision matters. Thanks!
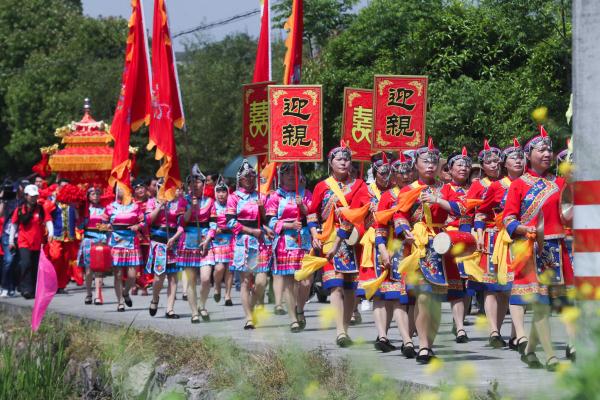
left=360, top=299, right=372, bottom=312
left=0, top=290, right=8, bottom=298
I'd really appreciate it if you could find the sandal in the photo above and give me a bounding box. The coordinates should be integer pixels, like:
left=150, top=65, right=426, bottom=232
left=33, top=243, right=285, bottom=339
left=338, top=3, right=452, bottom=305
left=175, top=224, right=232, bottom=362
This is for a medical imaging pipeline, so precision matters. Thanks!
left=489, top=331, right=506, bottom=348
left=336, top=333, right=353, bottom=348
left=520, top=352, right=543, bottom=369
left=149, top=298, right=159, bottom=317
left=122, top=292, right=133, bottom=307
left=117, top=303, right=125, bottom=312
left=199, top=308, right=210, bottom=322
left=225, top=299, right=233, bottom=307
left=274, top=305, right=287, bottom=315
left=165, top=310, right=180, bottom=319
left=84, top=295, right=93, bottom=305
left=290, top=321, right=302, bottom=333
left=94, top=298, right=103, bottom=306
left=401, top=341, right=417, bottom=359
left=244, top=320, right=255, bottom=330
left=191, top=315, right=201, bottom=324
left=349, top=311, right=362, bottom=326
left=546, top=356, right=559, bottom=372
left=456, top=329, right=469, bottom=344
left=296, top=308, right=306, bottom=330
left=213, top=293, right=222, bottom=303
left=508, top=336, right=517, bottom=351
left=376, top=337, right=396, bottom=353
left=566, top=345, right=576, bottom=362
left=416, top=348, right=436, bottom=364
left=516, top=336, right=529, bottom=355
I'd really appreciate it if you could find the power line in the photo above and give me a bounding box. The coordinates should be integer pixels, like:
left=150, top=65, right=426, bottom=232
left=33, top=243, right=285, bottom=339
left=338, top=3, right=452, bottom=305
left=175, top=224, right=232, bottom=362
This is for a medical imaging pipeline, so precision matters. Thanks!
left=172, top=9, right=260, bottom=39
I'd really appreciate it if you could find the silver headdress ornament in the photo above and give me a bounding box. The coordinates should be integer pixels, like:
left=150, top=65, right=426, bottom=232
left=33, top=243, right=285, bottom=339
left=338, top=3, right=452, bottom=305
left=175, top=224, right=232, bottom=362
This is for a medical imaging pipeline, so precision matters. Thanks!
left=236, top=159, right=257, bottom=186
left=525, top=125, right=553, bottom=154
left=186, top=163, right=206, bottom=185
left=215, top=175, right=229, bottom=191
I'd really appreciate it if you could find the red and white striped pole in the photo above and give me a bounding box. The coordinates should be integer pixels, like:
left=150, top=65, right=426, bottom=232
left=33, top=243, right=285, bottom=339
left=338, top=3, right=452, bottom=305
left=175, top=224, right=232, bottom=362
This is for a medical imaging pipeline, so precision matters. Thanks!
left=573, top=1, right=600, bottom=294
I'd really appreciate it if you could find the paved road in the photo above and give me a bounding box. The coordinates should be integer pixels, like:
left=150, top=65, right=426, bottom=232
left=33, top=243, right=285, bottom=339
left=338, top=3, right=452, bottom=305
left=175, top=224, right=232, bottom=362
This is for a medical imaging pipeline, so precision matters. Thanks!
left=0, top=282, right=569, bottom=399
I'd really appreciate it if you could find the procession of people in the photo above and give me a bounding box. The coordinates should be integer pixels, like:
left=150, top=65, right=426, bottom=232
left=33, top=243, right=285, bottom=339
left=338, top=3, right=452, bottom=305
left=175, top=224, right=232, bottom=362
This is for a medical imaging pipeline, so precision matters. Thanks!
left=0, top=125, right=575, bottom=372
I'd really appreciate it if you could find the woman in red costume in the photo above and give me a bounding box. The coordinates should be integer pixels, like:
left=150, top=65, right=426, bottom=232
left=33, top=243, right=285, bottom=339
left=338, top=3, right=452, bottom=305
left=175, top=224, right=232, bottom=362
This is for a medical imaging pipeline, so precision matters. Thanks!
left=503, top=126, right=572, bottom=371
left=307, top=141, right=367, bottom=347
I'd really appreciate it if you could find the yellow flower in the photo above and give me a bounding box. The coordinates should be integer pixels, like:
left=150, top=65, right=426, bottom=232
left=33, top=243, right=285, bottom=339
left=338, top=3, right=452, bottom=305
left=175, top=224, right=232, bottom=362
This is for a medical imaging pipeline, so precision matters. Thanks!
left=449, top=385, right=470, bottom=400
left=418, top=391, right=441, bottom=400
left=531, top=106, right=548, bottom=123
left=566, top=287, right=578, bottom=301
left=304, top=381, right=321, bottom=398
left=474, top=315, right=488, bottom=332
left=424, top=357, right=444, bottom=375
left=371, top=373, right=384, bottom=383
left=456, top=362, right=477, bottom=382
left=252, top=305, right=271, bottom=327
left=522, top=293, right=536, bottom=303
left=406, top=271, right=420, bottom=285
left=560, top=306, right=581, bottom=324
left=390, top=239, right=403, bottom=252
left=558, top=161, right=573, bottom=177
left=594, top=287, right=600, bottom=301
left=579, top=282, right=594, bottom=298
left=556, top=362, right=571, bottom=376
left=539, top=270, right=555, bottom=285
left=318, top=305, right=337, bottom=329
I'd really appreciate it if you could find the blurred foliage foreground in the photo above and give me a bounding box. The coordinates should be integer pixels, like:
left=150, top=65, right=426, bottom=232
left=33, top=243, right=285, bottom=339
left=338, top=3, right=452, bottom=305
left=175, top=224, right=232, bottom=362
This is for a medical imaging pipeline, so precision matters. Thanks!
left=0, top=304, right=597, bottom=400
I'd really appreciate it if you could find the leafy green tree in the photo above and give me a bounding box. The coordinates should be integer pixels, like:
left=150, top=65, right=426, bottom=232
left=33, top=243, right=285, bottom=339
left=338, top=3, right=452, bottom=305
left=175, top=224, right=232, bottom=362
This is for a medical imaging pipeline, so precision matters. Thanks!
left=304, top=0, right=572, bottom=157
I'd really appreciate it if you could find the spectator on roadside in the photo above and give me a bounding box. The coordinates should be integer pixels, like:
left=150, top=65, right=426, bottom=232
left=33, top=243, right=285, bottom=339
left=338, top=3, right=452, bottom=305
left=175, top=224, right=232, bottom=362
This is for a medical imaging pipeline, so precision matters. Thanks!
left=0, top=179, right=22, bottom=298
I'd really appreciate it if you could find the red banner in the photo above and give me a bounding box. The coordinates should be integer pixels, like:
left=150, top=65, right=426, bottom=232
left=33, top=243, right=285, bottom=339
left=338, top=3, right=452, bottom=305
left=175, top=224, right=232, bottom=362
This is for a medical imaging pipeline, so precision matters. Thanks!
left=372, top=75, right=428, bottom=151
left=341, top=88, right=373, bottom=161
left=242, top=81, right=274, bottom=156
left=268, top=85, right=323, bottom=162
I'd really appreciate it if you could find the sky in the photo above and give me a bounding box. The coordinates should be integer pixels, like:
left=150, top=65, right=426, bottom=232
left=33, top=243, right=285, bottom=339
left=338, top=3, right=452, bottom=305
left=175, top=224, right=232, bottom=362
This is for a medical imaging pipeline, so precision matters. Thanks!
left=82, top=0, right=368, bottom=51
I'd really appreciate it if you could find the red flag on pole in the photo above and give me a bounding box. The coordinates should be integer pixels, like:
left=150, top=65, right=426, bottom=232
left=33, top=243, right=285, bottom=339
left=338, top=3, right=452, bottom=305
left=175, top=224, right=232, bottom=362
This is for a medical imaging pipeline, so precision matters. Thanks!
left=148, top=0, right=185, bottom=201
left=109, top=0, right=151, bottom=204
left=253, top=0, right=271, bottom=82
left=282, top=0, right=303, bottom=85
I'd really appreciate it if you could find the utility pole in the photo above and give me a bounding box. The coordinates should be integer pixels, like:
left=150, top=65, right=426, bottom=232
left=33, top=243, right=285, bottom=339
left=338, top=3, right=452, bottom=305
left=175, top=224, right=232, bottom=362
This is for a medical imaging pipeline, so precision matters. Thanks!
left=572, top=2, right=600, bottom=291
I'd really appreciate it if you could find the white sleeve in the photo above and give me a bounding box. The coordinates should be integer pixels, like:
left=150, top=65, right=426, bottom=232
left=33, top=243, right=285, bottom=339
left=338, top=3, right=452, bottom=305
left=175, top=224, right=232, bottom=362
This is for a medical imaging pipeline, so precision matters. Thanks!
left=46, top=221, right=54, bottom=238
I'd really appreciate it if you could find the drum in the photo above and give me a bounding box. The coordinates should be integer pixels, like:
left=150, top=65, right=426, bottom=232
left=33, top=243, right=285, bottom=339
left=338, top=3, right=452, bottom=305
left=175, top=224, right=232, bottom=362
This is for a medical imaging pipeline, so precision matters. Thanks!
left=90, top=243, right=113, bottom=273
left=433, top=230, right=476, bottom=256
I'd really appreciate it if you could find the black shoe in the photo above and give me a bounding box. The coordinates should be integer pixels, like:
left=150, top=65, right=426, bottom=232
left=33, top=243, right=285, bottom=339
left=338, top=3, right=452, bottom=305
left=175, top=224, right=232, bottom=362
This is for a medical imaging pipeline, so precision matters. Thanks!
left=84, top=295, right=93, bottom=305
left=149, top=299, right=159, bottom=317
left=376, top=337, right=396, bottom=353
left=225, top=299, right=233, bottom=307
left=489, top=331, right=506, bottom=348
left=274, top=305, right=287, bottom=315
left=199, top=309, right=210, bottom=321
left=416, top=348, right=436, bottom=364
left=94, top=298, right=103, bottom=305
left=117, top=304, right=125, bottom=312
left=508, top=336, right=517, bottom=351
left=349, top=312, right=362, bottom=326
left=456, top=329, right=469, bottom=344
left=244, top=320, right=255, bottom=330
left=165, top=311, right=180, bottom=319
left=374, top=336, right=382, bottom=351
left=336, top=333, right=353, bottom=348
left=191, top=315, right=201, bottom=324
left=546, top=356, right=559, bottom=372
left=401, top=342, right=417, bottom=359
left=22, top=292, right=34, bottom=299
left=182, top=294, right=188, bottom=301
left=213, top=293, right=222, bottom=303
left=123, top=293, right=133, bottom=308
left=290, top=321, right=302, bottom=333
left=566, top=345, right=576, bottom=362
left=56, top=288, right=68, bottom=295
left=516, top=336, right=528, bottom=355
left=296, top=308, right=306, bottom=330
left=521, top=352, right=543, bottom=369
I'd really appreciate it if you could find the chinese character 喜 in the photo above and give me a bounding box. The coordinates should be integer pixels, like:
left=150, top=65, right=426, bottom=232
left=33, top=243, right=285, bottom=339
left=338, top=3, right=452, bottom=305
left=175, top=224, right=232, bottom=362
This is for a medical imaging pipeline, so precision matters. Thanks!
left=385, top=114, right=414, bottom=137
left=249, top=100, right=269, bottom=138
left=283, top=97, right=310, bottom=120
left=351, top=106, right=372, bottom=144
left=282, top=124, right=311, bottom=147
left=387, top=88, right=415, bottom=111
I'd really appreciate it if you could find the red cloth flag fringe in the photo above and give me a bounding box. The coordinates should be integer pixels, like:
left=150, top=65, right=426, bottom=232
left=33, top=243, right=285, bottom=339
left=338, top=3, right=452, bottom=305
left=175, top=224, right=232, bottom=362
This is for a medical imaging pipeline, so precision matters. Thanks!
left=253, top=0, right=271, bottom=82
left=149, top=0, right=185, bottom=201
left=282, top=0, right=303, bottom=85
left=31, top=249, right=58, bottom=332
left=109, top=0, right=152, bottom=204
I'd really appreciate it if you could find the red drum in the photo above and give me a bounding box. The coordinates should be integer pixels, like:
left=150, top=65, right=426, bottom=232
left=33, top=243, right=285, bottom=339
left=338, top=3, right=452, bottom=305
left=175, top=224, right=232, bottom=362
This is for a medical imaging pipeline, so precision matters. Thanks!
left=433, top=230, right=476, bottom=256
left=90, top=243, right=113, bottom=273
